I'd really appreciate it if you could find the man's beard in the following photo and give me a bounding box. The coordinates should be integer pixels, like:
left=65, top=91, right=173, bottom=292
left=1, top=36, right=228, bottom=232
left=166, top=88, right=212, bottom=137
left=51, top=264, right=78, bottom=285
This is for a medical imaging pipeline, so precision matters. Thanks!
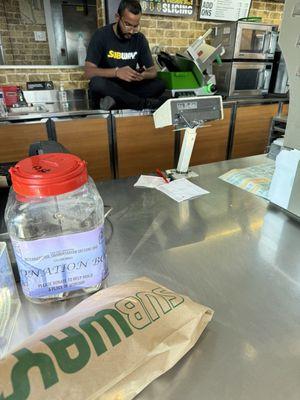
left=116, top=21, right=132, bottom=41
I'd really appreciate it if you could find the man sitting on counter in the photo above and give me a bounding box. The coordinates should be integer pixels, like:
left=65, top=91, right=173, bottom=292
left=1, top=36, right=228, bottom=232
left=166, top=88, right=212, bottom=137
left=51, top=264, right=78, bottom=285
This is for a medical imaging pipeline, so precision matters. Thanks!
left=84, top=0, right=166, bottom=111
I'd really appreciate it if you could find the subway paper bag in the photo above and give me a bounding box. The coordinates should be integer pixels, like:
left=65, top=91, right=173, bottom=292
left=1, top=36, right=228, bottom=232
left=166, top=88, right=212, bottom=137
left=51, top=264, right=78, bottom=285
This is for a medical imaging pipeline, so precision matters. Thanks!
left=0, top=277, right=214, bottom=400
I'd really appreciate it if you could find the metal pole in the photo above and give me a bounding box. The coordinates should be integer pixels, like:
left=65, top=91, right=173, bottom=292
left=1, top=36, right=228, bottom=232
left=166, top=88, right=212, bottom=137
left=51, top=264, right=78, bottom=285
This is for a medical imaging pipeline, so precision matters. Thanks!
left=176, top=127, right=197, bottom=174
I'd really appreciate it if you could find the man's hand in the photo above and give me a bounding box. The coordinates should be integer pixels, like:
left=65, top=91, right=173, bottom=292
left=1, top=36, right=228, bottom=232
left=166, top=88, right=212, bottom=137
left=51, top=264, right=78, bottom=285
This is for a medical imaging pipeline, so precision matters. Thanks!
left=140, top=65, right=157, bottom=80
left=116, top=66, right=143, bottom=82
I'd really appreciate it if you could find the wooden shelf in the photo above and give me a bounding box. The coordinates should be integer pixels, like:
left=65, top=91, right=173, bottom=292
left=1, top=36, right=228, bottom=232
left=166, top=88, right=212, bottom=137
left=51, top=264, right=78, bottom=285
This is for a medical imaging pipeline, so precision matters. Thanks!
left=55, top=117, right=112, bottom=182
left=116, top=115, right=175, bottom=178
left=0, top=121, right=48, bottom=163
left=231, top=104, right=278, bottom=159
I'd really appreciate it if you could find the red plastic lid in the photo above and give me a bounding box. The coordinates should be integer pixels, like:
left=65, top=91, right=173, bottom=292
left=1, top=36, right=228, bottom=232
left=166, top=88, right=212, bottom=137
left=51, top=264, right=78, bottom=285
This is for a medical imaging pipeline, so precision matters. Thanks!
left=9, top=153, right=88, bottom=197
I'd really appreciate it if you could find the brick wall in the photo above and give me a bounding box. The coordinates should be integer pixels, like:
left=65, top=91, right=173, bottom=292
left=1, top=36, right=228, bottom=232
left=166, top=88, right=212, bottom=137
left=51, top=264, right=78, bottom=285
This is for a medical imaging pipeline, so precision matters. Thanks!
left=0, top=66, right=87, bottom=90
left=0, top=0, right=284, bottom=90
left=0, top=0, right=51, bottom=65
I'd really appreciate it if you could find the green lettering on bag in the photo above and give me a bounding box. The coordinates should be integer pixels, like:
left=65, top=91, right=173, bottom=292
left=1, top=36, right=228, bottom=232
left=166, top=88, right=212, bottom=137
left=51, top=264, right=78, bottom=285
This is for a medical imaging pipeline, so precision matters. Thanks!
left=0, top=348, right=58, bottom=400
left=115, top=296, right=152, bottom=330
left=152, top=288, right=184, bottom=308
left=42, top=327, right=91, bottom=374
left=136, top=292, right=172, bottom=321
left=1, top=287, right=185, bottom=400
left=79, top=309, right=133, bottom=356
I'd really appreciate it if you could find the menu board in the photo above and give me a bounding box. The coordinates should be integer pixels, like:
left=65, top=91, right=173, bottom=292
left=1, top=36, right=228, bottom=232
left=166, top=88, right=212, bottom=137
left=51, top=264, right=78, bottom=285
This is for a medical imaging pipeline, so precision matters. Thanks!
left=105, top=0, right=196, bottom=23
left=141, top=0, right=195, bottom=17
left=199, top=0, right=252, bottom=21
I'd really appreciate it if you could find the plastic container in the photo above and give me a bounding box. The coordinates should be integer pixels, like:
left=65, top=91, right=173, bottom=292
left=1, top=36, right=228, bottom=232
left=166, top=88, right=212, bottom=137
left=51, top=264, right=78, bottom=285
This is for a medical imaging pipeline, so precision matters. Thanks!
left=5, top=153, right=108, bottom=304
left=157, top=71, right=200, bottom=89
left=77, top=33, right=87, bottom=66
left=0, top=242, right=20, bottom=358
left=0, top=85, right=18, bottom=107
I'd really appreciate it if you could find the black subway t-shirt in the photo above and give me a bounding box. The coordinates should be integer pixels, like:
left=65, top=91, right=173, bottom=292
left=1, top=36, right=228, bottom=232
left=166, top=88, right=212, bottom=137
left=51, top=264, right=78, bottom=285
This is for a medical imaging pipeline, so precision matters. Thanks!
left=86, top=24, right=154, bottom=70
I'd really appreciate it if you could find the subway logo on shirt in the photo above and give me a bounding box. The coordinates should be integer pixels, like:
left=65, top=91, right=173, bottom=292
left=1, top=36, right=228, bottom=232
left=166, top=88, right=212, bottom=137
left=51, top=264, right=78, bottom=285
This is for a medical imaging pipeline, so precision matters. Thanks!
left=107, top=50, right=138, bottom=60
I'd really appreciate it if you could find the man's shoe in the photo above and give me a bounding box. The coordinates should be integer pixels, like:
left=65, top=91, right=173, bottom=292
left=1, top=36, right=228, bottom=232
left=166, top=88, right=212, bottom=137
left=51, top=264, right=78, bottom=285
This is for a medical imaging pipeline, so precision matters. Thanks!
left=144, top=97, right=165, bottom=110
left=99, top=96, right=116, bottom=111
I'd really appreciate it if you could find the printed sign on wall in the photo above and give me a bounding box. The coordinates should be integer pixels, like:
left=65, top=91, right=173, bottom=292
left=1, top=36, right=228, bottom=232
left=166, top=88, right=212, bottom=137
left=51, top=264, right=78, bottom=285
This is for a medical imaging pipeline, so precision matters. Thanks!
left=199, top=0, right=252, bottom=21
left=141, top=0, right=195, bottom=17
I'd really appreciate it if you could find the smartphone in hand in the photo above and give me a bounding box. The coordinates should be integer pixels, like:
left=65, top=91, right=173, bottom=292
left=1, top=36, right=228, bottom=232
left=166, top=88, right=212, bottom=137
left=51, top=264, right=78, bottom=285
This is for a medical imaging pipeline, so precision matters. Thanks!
left=136, top=66, right=146, bottom=73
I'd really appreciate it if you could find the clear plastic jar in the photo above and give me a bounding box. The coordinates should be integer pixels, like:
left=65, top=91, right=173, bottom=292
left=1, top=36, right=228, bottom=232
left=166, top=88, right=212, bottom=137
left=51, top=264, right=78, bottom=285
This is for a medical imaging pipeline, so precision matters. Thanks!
left=0, top=242, right=20, bottom=357
left=5, top=153, right=108, bottom=304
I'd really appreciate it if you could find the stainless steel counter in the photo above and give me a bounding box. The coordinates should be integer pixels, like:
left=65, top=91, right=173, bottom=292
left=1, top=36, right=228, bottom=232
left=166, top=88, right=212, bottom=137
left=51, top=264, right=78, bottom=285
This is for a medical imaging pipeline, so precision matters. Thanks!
left=4, top=155, right=300, bottom=399
left=0, top=109, right=108, bottom=122
left=0, top=96, right=288, bottom=122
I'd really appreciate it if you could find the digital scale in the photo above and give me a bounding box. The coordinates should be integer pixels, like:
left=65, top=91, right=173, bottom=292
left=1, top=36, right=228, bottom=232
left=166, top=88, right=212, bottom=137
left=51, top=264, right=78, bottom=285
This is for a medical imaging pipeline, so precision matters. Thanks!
left=153, top=96, right=224, bottom=179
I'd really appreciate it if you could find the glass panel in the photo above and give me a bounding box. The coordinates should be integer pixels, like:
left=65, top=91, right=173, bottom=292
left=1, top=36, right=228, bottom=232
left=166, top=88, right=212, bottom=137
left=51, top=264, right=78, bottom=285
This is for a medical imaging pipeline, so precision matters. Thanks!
left=62, top=4, right=97, bottom=65
left=240, top=29, right=265, bottom=53
left=235, top=69, right=259, bottom=90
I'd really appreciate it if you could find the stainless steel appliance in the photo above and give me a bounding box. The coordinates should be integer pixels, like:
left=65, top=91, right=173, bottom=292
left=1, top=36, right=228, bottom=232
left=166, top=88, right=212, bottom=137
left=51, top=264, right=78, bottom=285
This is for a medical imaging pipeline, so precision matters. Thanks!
left=62, top=1, right=96, bottom=65
left=212, top=21, right=278, bottom=60
left=214, top=61, right=273, bottom=97
left=45, top=0, right=97, bottom=65
left=212, top=21, right=278, bottom=97
left=22, top=89, right=89, bottom=113
left=269, top=49, right=289, bottom=94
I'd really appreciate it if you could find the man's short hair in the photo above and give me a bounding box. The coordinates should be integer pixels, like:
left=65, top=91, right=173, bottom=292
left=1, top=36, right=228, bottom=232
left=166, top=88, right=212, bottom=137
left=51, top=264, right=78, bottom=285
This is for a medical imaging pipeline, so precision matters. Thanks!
left=117, top=0, right=142, bottom=16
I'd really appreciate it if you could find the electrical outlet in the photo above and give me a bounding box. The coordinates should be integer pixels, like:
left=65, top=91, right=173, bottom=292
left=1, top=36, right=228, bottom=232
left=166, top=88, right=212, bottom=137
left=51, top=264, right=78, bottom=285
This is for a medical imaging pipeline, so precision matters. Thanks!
left=34, top=31, right=47, bottom=42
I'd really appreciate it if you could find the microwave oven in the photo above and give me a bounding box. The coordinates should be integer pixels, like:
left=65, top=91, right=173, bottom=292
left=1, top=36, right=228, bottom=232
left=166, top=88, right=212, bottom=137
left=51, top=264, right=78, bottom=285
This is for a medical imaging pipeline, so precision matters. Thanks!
left=269, top=51, right=289, bottom=95
left=213, top=61, right=273, bottom=98
left=212, top=21, right=278, bottom=61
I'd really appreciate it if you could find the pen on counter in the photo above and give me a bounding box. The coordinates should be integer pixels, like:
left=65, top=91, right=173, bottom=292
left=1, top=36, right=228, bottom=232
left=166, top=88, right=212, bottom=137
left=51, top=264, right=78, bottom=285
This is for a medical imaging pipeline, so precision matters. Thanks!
left=167, top=173, right=174, bottom=181
left=156, top=168, right=169, bottom=184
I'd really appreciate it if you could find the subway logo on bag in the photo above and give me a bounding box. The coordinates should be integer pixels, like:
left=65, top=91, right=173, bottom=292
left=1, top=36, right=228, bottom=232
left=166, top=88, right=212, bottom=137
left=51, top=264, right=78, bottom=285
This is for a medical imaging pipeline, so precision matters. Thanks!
left=0, top=287, right=184, bottom=400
